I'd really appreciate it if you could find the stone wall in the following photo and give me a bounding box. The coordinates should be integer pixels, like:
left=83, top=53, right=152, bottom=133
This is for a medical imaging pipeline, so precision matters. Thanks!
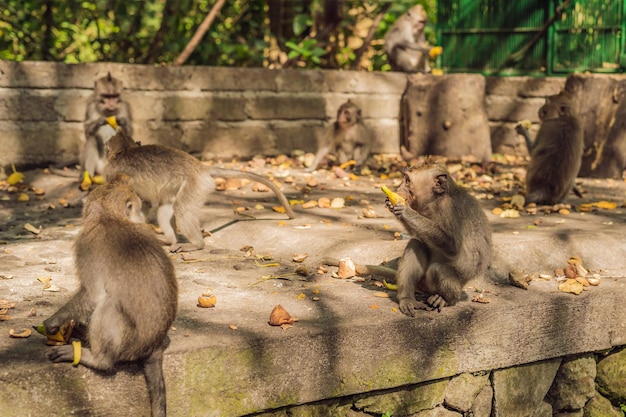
left=0, top=61, right=407, bottom=168
left=256, top=348, right=625, bottom=417
left=0, top=61, right=569, bottom=170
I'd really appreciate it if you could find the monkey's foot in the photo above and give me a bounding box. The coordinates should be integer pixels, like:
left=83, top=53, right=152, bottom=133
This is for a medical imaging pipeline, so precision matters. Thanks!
left=426, top=294, right=447, bottom=311
left=398, top=298, right=422, bottom=317
left=47, top=344, right=74, bottom=363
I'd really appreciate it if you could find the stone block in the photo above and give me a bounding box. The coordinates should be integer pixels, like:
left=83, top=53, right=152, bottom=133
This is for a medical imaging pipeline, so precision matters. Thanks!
left=548, top=354, right=597, bottom=412
left=485, top=95, right=545, bottom=122
left=248, top=94, right=327, bottom=120
left=444, top=372, right=490, bottom=412
left=354, top=379, right=448, bottom=416
left=583, top=391, right=623, bottom=417
left=596, top=348, right=626, bottom=402
left=161, top=93, right=247, bottom=121
left=472, top=385, right=493, bottom=417
left=323, top=70, right=408, bottom=94
left=485, top=76, right=566, bottom=97
left=532, top=401, right=553, bottom=417
left=493, top=358, right=562, bottom=417
left=490, top=122, right=535, bottom=156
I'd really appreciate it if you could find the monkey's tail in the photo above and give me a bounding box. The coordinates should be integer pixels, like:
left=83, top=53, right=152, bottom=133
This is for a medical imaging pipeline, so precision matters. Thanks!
left=207, top=167, right=297, bottom=219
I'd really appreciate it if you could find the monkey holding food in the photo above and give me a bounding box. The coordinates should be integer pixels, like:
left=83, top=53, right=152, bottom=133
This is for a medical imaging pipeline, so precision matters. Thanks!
left=306, top=100, right=373, bottom=172
left=105, top=130, right=297, bottom=252
left=43, top=174, right=177, bottom=417
left=524, top=90, right=584, bottom=205
left=385, top=157, right=492, bottom=315
left=384, top=4, right=438, bottom=73
left=82, top=72, right=133, bottom=179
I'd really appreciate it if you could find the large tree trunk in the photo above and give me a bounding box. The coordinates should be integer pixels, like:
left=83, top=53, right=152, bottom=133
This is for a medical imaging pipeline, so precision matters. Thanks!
left=402, top=74, right=492, bottom=162
left=565, top=74, right=626, bottom=178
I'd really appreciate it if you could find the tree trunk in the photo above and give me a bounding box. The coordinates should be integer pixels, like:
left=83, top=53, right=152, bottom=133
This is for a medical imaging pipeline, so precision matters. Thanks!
left=566, top=74, right=626, bottom=178
left=402, top=74, right=492, bottom=162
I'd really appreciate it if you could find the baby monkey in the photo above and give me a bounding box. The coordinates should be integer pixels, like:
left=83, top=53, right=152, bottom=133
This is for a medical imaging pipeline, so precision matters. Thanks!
left=306, top=100, right=373, bottom=172
left=105, top=130, right=296, bottom=252
left=44, top=174, right=178, bottom=417
left=386, top=157, right=492, bottom=315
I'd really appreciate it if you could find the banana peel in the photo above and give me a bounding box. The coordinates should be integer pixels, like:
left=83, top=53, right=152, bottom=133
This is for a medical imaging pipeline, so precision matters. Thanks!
left=105, top=116, right=118, bottom=129
left=381, top=185, right=405, bottom=205
left=382, top=280, right=398, bottom=291
left=33, top=321, right=74, bottom=346
left=72, top=340, right=82, bottom=366
left=8, top=163, right=24, bottom=185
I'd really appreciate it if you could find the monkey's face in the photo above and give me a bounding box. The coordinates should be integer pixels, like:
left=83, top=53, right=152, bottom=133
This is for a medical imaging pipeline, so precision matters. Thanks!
left=397, top=165, right=449, bottom=211
left=100, top=94, right=121, bottom=112
left=336, top=103, right=361, bottom=128
left=539, top=92, right=575, bottom=120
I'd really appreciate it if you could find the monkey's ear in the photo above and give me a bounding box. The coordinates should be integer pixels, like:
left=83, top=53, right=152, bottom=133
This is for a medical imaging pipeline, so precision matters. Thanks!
left=433, top=174, right=448, bottom=195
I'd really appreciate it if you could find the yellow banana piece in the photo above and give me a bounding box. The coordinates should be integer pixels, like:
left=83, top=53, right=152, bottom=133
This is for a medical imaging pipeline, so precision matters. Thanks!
left=80, top=170, right=92, bottom=191
left=382, top=280, right=398, bottom=291
left=105, top=116, right=118, bottom=129
left=381, top=185, right=405, bottom=205
left=429, top=46, right=443, bottom=58
left=72, top=340, right=82, bottom=366
left=33, top=323, right=73, bottom=346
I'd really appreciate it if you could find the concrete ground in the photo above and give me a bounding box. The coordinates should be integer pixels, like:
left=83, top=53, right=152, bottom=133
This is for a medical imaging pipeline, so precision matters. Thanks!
left=1, top=158, right=625, bottom=416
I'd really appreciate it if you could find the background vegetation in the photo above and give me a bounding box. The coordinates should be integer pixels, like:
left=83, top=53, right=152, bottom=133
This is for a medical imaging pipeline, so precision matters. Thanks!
left=0, top=0, right=437, bottom=70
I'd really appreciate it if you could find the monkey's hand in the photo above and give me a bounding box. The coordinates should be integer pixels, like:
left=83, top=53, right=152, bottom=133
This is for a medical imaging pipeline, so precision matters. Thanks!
left=398, top=297, right=423, bottom=317
left=426, top=294, right=447, bottom=311
left=47, top=344, right=75, bottom=363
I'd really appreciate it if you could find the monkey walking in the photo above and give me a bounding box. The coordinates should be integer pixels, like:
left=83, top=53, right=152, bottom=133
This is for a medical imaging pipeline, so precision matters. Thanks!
left=384, top=4, right=434, bottom=73
left=105, top=130, right=297, bottom=252
left=306, top=100, right=373, bottom=172
left=524, top=91, right=584, bottom=205
left=385, top=157, right=492, bottom=316
left=44, top=174, right=178, bottom=417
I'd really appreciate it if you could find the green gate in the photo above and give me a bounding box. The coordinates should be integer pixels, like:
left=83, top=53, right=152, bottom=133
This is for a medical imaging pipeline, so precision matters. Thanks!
left=437, top=0, right=626, bottom=75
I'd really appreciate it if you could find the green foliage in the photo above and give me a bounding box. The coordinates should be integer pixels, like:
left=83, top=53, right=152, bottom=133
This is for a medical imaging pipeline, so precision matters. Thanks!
left=0, top=0, right=438, bottom=70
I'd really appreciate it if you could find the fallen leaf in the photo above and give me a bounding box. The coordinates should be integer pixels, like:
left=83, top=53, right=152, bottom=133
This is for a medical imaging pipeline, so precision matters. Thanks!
left=197, top=295, right=217, bottom=308
left=9, top=328, right=31, bottom=338
left=297, top=293, right=306, bottom=300
left=292, top=253, right=308, bottom=263
left=268, top=304, right=298, bottom=326
left=558, top=279, right=584, bottom=295
left=374, top=292, right=389, bottom=298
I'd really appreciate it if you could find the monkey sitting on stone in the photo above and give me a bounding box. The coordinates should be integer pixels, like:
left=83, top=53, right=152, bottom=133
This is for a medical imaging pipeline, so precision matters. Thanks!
left=385, top=157, right=492, bottom=315
left=44, top=174, right=177, bottom=417
left=384, top=4, right=436, bottom=73
left=523, top=91, right=584, bottom=205
left=306, top=100, right=373, bottom=172
left=105, top=130, right=297, bottom=252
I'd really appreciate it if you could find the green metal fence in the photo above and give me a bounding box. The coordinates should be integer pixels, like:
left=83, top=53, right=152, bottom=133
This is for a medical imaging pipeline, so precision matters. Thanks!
left=437, top=0, right=626, bottom=75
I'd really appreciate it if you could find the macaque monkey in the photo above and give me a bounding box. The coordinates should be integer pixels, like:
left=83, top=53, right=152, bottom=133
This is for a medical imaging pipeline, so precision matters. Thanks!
left=105, top=130, right=297, bottom=252
left=44, top=174, right=177, bottom=417
left=81, top=72, right=133, bottom=179
left=386, top=157, right=492, bottom=316
left=384, top=4, right=434, bottom=73
left=524, top=91, right=584, bottom=205
left=306, top=100, right=373, bottom=172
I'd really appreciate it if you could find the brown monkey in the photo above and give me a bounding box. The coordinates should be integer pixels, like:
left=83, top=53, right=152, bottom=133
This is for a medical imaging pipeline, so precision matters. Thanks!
left=525, top=91, right=584, bottom=205
left=105, top=130, right=297, bottom=252
left=306, top=100, right=373, bottom=172
left=44, top=174, right=177, bottom=417
left=386, top=157, right=492, bottom=315
left=81, top=72, right=133, bottom=179
left=384, top=4, right=433, bottom=73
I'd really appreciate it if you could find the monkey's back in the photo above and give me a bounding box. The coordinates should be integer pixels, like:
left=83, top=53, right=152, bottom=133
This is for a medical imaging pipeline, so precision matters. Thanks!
left=106, top=144, right=216, bottom=205
left=526, top=115, right=584, bottom=204
left=75, top=216, right=178, bottom=361
left=451, top=189, right=492, bottom=281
